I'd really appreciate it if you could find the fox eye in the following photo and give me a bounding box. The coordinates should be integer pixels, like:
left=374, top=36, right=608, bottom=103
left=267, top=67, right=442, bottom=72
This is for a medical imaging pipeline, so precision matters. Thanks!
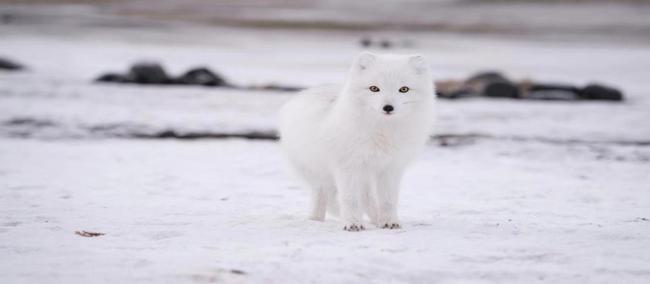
left=399, top=86, right=410, bottom=93
left=369, top=85, right=380, bottom=92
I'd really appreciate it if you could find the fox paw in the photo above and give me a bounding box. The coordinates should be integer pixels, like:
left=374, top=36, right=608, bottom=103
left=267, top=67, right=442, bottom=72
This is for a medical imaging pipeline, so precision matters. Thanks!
left=343, top=224, right=365, bottom=232
left=381, top=223, right=401, bottom=229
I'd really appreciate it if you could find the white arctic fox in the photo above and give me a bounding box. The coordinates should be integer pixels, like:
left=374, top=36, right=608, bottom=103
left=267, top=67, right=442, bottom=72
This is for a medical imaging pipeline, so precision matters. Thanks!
left=278, top=52, right=435, bottom=231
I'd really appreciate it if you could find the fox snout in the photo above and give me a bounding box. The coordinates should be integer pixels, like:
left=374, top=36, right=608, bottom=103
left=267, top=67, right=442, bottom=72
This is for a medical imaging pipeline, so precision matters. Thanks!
left=382, top=104, right=394, bottom=115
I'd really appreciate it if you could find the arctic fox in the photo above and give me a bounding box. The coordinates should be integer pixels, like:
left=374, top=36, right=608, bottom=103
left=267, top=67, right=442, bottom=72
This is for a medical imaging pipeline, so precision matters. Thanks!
left=278, top=52, right=435, bottom=231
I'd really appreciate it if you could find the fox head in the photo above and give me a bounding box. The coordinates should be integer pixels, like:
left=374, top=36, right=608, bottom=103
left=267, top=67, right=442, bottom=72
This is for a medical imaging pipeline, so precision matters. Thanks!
left=342, top=52, right=435, bottom=119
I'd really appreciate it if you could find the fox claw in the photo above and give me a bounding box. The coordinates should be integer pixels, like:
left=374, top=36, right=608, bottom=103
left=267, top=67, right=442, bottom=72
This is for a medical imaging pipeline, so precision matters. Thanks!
left=381, top=223, right=401, bottom=229
left=343, top=224, right=365, bottom=231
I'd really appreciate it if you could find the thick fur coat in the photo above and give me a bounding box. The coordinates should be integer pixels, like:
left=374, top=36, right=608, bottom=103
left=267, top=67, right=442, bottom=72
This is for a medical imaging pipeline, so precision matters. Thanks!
left=278, top=52, right=435, bottom=231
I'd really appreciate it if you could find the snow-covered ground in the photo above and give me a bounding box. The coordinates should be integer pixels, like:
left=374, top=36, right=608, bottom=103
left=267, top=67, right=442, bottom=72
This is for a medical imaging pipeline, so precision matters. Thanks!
left=1, top=137, right=649, bottom=283
left=1, top=3, right=650, bottom=283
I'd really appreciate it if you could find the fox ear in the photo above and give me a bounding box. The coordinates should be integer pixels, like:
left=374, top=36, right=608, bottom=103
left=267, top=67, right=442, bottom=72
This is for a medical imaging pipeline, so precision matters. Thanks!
left=409, top=55, right=428, bottom=75
left=356, top=52, right=376, bottom=71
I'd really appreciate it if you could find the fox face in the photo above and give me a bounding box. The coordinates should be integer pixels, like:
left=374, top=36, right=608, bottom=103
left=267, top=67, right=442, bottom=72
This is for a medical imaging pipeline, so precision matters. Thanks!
left=343, top=52, right=434, bottom=119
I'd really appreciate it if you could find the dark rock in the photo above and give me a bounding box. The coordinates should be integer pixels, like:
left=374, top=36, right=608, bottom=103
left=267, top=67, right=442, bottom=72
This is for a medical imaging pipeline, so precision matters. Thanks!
left=435, top=80, right=476, bottom=99
left=95, top=73, right=132, bottom=83
left=175, top=67, right=227, bottom=86
left=529, top=83, right=578, bottom=93
left=483, top=81, right=520, bottom=98
left=154, top=130, right=178, bottom=138
left=360, top=37, right=372, bottom=47
left=0, top=57, right=24, bottom=71
left=465, top=71, right=519, bottom=98
left=525, top=83, right=579, bottom=100
left=466, top=71, right=510, bottom=85
left=526, top=90, right=577, bottom=100
left=379, top=40, right=392, bottom=49
left=437, top=71, right=625, bottom=102
left=1, top=14, right=13, bottom=24
left=435, top=88, right=475, bottom=99
left=127, top=62, right=170, bottom=84
left=436, top=90, right=475, bottom=99
left=579, top=84, right=624, bottom=101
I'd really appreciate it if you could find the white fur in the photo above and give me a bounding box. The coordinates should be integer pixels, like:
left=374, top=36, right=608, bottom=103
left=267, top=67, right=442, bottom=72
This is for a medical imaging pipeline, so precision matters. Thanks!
left=278, top=52, right=435, bottom=231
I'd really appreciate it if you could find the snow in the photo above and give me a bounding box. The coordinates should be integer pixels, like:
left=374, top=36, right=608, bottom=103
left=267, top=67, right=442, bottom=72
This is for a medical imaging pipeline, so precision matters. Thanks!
left=1, top=138, right=649, bottom=283
left=1, top=3, right=650, bottom=283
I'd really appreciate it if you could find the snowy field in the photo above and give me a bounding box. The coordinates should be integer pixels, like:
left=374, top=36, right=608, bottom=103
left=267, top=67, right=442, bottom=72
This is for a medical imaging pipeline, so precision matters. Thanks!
left=1, top=3, right=650, bottom=283
left=1, top=138, right=649, bottom=283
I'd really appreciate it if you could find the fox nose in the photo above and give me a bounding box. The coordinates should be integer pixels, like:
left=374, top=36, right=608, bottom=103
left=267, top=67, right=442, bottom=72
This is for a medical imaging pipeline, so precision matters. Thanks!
left=383, top=104, right=394, bottom=114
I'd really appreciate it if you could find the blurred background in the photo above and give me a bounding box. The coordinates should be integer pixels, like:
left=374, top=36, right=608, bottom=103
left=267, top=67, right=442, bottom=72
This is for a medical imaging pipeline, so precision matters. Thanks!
left=1, top=0, right=650, bottom=139
left=1, top=1, right=649, bottom=283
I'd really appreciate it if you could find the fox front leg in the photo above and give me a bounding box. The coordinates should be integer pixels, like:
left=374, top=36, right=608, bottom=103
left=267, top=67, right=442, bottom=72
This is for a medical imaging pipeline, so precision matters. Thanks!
left=375, top=169, right=403, bottom=229
left=335, top=170, right=367, bottom=232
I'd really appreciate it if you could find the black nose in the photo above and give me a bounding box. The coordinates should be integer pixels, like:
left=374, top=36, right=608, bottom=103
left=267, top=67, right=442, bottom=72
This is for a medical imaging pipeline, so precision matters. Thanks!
left=383, top=105, right=394, bottom=113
